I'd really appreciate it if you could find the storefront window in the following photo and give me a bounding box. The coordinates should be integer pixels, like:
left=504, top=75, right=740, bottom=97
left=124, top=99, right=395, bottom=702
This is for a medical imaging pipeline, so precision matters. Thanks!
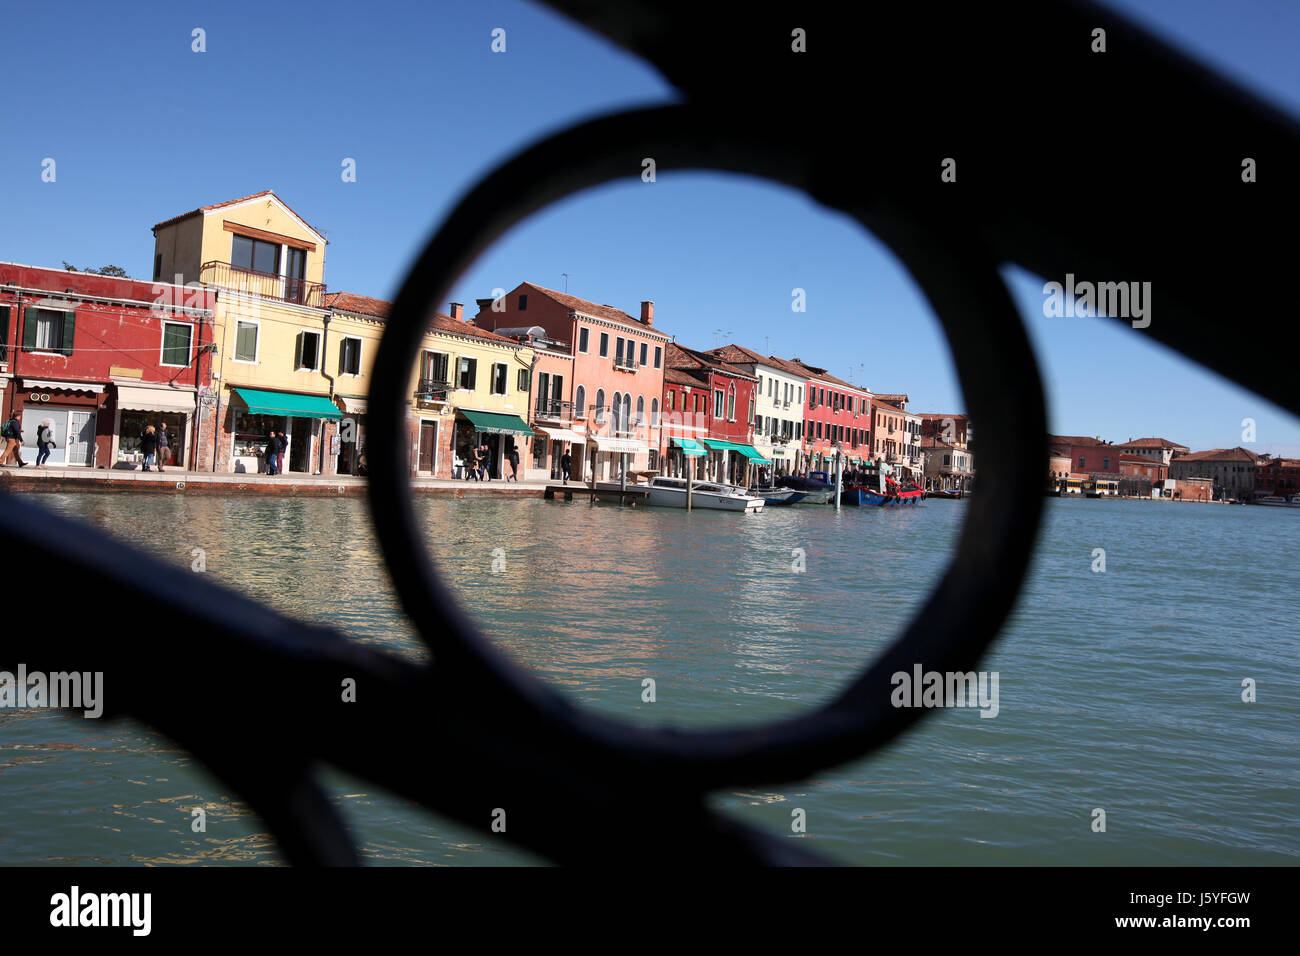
left=233, top=411, right=284, bottom=458
left=119, top=411, right=187, bottom=465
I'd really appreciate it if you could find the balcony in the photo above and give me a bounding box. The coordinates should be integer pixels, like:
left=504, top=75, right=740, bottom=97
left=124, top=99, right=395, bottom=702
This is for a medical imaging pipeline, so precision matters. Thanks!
left=414, top=378, right=454, bottom=403
left=200, top=260, right=327, bottom=307
left=613, top=357, right=638, bottom=371
left=534, top=399, right=573, bottom=421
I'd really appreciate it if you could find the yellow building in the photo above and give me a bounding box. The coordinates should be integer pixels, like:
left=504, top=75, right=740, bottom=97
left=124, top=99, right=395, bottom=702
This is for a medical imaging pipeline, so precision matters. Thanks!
left=152, top=191, right=343, bottom=473
left=324, top=295, right=536, bottom=479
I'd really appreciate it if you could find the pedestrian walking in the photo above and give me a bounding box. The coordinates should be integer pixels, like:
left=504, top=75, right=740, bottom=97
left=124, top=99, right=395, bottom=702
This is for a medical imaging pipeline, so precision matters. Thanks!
left=0, top=412, right=26, bottom=467
left=476, top=443, right=489, bottom=481
left=561, top=450, right=572, bottom=484
left=507, top=443, right=520, bottom=482
left=139, top=426, right=158, bottom=471
left=35, top=419, right=56, bottom=468
left=275, top=430, right=288, bottom=474
left=155, top=421, right=172, bottom=471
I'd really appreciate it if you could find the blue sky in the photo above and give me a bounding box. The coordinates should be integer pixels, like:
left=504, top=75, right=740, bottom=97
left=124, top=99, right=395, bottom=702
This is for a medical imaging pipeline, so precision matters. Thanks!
left=2, top=0, right=1297, bottom=455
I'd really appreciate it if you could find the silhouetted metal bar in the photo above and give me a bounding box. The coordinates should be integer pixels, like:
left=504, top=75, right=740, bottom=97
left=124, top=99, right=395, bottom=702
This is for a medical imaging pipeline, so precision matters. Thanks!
left=2, top=0, right=1296, bottom=865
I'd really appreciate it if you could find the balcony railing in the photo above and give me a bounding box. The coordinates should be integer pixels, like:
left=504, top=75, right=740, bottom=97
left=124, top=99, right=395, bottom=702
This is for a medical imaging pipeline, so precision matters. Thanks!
left=414, top=378, right=454, bottom=402
left=200, top=260, right=327, bottom=307
left=534, top=399, right=573, bottom=420
left=614, top=357, right=638, bottom=370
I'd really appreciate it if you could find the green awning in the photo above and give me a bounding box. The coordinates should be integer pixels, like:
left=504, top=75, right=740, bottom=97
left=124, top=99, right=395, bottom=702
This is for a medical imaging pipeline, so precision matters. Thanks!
left=231, top=387, right=342, bottom=420
left=670, top=437, right=708, bottom=457
left=459, top=409, right=533, bottom=436
left=702, top=439, right=771, bottom=464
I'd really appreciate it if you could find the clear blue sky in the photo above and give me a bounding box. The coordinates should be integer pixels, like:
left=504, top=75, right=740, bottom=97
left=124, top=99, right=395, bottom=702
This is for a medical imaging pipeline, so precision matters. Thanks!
left=2, top=0, right=1297, bottom=455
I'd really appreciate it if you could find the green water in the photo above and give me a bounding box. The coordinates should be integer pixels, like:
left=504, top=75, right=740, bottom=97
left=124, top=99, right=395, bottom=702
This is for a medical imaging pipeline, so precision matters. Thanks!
left=2, top=493, right=1296, bottom=865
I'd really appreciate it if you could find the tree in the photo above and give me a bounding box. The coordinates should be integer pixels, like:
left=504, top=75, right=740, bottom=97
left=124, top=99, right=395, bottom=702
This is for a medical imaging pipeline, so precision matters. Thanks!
left=62, top=261, right=128, bottom=277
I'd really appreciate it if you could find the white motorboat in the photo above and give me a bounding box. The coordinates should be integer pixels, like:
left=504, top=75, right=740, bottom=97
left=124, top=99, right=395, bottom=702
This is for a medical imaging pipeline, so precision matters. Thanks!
left=645, top=476, right=765, bottom=512
left=1252, top=495, right=1300, bottom=508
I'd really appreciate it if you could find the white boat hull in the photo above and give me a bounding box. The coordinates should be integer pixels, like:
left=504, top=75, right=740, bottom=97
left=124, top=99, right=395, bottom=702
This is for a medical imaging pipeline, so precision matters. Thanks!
left=644, top=480, right=764, bottom=512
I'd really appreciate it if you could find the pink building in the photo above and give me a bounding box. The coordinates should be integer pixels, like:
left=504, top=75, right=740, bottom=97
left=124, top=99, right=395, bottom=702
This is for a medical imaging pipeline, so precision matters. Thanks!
left=475, top=283, right=670, bottom=481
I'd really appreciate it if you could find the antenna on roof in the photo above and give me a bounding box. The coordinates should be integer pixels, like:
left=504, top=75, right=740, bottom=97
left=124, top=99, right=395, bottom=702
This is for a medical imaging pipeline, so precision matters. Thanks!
left=561, top=272, right=569, bottom=293
left=713, top=328, right=731, bottom=347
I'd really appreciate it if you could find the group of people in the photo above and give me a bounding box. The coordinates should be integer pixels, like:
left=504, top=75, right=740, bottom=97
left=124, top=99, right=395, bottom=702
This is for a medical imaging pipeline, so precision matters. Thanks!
left=135, top=422, right=175, bottom=471
left=461, top=441, right=523, bottom=482
left=1, top=413, right=62, bottom=469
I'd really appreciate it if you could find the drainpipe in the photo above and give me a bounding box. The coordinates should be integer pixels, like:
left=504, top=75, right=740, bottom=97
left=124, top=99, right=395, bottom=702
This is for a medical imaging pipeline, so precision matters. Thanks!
left=6, top=287, right=21, bottom=419
left=319, top=313, right=334, bottom=475
left=211, top=290, right=224, bottom=472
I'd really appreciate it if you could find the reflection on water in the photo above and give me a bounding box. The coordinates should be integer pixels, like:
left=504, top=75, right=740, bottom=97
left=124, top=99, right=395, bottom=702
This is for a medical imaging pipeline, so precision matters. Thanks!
left=4, top=493, right=1299, bottom=865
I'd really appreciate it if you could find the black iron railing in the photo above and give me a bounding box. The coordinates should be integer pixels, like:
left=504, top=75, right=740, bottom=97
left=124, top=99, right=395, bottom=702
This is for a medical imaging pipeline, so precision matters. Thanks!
left=415, top=378, right=453, bottom=401
left=199, top=260, right=327, bottom=307
left=534, top=399, right=572, bottom=419
left=2, top=0, right=1297, bottom=867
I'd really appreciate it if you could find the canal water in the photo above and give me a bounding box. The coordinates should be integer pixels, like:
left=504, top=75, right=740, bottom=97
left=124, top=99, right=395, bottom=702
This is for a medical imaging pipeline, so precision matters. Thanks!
left=3, top=493, right=1297, bottom=865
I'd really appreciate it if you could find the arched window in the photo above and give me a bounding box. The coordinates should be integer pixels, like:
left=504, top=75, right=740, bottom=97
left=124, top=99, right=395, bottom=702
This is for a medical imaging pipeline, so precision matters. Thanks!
left=636, top=395, right=645, bottom=425
left=595, top=388, right=606, bottom=425
left=612, top=391, right=622, bottom=432
left=650, top=397, right=659, bottom=427
left=623, top=394, right=632, bottom=431
left=575, top=385, right=586, bottom=418
left=726, top=382, right=737, bottom=420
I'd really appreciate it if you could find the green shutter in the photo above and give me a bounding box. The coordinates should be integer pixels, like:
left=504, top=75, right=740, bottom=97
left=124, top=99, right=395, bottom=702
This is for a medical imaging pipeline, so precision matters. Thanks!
left=162, top=323, right=190, bottom=365
left=61, top=311, right=75, bottom=355
left=294, top=331, right=304, bottom=369
left=235, top=322, right=257, bottom=361
left=22, top=309, right=38, bottom=350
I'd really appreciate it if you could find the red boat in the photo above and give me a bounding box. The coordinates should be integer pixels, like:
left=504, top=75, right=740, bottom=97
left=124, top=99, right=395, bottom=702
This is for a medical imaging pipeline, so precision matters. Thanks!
left=840, top=474, right=925, bottom=507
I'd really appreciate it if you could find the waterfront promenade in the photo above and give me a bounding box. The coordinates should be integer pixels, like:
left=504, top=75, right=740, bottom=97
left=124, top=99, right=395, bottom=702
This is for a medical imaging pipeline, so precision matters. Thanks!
left=0, top=465, right=549, bottom=497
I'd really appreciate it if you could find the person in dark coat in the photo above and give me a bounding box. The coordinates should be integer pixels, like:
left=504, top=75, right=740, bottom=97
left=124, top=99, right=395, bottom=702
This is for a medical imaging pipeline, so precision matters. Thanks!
left=1, top=413, right=26, bottom=467
left=265, top=430, right=279, bottom=475
left=155, top=421, right=172, bottom=471
left=139, top=426, right=158, bottom=471
left=476, top=443, right=489, bottom=481
left=275, top=430, right=288, bottom=474
left=560, top=450, right=572, bottom=484
left=507, top=443, right=520, bottom=482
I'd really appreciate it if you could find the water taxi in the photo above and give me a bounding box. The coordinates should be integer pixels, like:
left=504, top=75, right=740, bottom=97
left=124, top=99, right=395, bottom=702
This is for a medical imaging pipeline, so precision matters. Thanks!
left=645, top=476, right=765, bottom=512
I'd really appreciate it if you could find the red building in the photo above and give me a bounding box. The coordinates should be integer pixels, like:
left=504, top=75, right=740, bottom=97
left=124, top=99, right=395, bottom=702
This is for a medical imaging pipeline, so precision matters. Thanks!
left=1048, top=435, right=1121, bottom=475
left=1256, top=457, right=1300, bottom=497
left=0, top=261, right=215, bottom=469
left=781, top=356, right=871, bottom=473
left=475, top=282, right=669, bottom=481
left=1118, top=453, right=1167, bottom=482
left=662, top=343, right=761, bottom=484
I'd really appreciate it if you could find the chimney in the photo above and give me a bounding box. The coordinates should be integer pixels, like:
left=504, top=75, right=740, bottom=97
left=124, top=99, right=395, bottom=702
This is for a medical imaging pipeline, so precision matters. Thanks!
left=640, top=300, right=654, bottom=326
left=475, top=297, right=494, bottom=313
left=449, top=302, right=464, bottom=322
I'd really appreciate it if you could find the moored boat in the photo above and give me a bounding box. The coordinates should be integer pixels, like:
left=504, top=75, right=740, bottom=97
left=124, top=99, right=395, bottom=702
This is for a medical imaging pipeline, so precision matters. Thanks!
left=841, top=474, right=925, bottom=507
left=776, top=470, right=835, bottom=504
left=645, top=476, right=765, bottom=512
left=750, top=487, right=806, bottom=506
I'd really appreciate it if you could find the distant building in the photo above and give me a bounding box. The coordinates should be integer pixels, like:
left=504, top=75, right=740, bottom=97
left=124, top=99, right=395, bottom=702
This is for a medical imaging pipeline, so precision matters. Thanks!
left=708, top=344, right=806, bottom=476
left=1110, top=436, right=1189, bottom=466
left=1169, top=446, right=1260, bottom=500
left=1255, top=456, right=1300, bottom=497
left=1117, top=453, right=1167, bottom=483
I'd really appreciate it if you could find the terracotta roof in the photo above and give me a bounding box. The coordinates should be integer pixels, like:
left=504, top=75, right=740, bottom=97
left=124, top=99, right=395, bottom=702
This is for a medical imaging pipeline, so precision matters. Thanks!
left=667, top=343, right=757, bottom=380
left=874, top=400, right=904, bottom=414
left=1114, top=437, right=1189, bottom=450
left=323, top=291, right=520, bottom=344
left=517, top=282, right=662, bottom=335
left=1048, top=434, right=1105, bottom=446
left=874, top=393, right=909, bottom=404
left=664, top=367, right=705, bottom=387
left=151, top=190, right=325, bottom=238
left=1117, top=453, right=1160, bottom=463
left=1262, top=458, right=1300, bottom=468
left=772, top=355, right=864, bottom=391
left=1175, top=446, right=1261, bottom=463
left=323, top=292, right=390, bottom=318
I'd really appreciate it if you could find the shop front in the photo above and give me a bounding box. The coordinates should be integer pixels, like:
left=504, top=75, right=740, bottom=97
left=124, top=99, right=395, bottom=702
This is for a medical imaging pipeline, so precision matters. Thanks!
left=666, top=437, right=708, bottom=479
left=588, top=434, right=647, bottom=481
left=228, top=387, right=342, bottom=474
left=335, top=396, right=367, bottom=476
left=113, top=383, right=196, bottom=470
left=702, top=439, right=770, bottom=487
left=17, top=379, right=102, bottom=466
left=455, top=409, right=533, bottom=480
left=532, top=425, right=586, bottom=481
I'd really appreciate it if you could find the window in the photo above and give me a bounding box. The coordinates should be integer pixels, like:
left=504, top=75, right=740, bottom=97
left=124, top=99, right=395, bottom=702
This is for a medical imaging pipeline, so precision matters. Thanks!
left=817, top=422, right=823, bottom=439
left=575, top=385, right=586, bottom=417
left=295, top=330, right=321, bottom=370
left=231, top=234, right=279, bottom=274
left=161, top=321, right=193, bottom=367
left=1103, top=456, right=1110, bottom=470
left=640, top=342, right=648, bottom=366
left=518, top=294, right=528, bottom=310
left=339, top=336, right=362, bottom=376
left=595, top=389, right=606, bottom=424
left=654, top=346, right=662, bottom=368
left=491, top=362, right=508, bottom=395
left=421, top=350, right=450, bottom=385
left=23, top=307, right=75, bottom=356
left=599, top=332, right=609, bottom=357
left=714, top=390, right=724, bottom=418
left=153, top=254, right=162, bottom=281
left=517, top=368, right=530, bottom=392
left=623, top=394, right=632, bottom=430
left=458, top=357, right=477, bottom=390
left=579, top=327, right=590, bottom=352
left=0, top=306, right=8, bottom=362
left=234, top=320, right=259, bottom=362
left=1078, top=456, right=1085, bottom=467
left=636, top=396, right=645, bottom=425
left=615, top=337, right=625, bottom=365
left=612, top=391, right=622, bottom=431
left=651, top=398, right=659, bottom=426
